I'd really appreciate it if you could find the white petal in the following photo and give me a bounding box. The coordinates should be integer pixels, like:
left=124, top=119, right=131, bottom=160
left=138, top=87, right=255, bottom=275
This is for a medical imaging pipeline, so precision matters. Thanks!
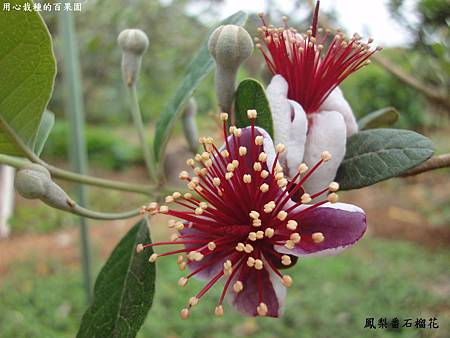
left=284, top=99, right=307, bottom=178
left=302, top=110, right=346, bottom=194
left=266, top=75, right=291, bottom=170
left=319, top=87, right=358, bottom=136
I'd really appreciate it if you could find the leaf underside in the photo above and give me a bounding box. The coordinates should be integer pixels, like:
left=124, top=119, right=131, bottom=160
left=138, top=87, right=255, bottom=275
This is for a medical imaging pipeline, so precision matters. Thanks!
left=0, top=0, right=56, bottom=155
left=336, top=128, right=434, bottom=190
left=77, top=219, right=155, bottom=338
left=234, top=78, right=274, bottom=138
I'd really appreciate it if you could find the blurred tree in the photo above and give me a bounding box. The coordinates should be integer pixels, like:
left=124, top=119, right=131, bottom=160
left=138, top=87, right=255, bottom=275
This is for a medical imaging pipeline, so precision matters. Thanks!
left=385, top=0, right=450, bottom=112
left=47, top=0, right=213, bottom=124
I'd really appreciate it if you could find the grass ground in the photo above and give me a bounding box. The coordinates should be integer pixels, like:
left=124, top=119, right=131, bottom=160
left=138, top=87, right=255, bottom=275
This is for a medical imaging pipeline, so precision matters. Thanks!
left=0, top=235, right=448, bottom=338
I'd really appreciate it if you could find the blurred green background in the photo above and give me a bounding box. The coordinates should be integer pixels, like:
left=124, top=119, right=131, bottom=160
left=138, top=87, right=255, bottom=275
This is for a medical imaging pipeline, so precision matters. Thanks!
left=0, top=0, right=449, bottom=337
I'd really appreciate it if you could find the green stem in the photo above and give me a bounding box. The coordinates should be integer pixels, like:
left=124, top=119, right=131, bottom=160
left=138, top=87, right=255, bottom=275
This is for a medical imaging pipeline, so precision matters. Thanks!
left=127, top=84, right=156, bottom=182
left=0, top=116, right=153, bottom=195
left=69, top=202, right=141, bottom=220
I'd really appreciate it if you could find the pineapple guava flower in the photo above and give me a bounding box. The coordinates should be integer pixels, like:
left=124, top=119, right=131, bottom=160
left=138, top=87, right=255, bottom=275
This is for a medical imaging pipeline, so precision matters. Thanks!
left=256, top=1, right=381, bottom=191
left=137, top=110, right=367, bottom=318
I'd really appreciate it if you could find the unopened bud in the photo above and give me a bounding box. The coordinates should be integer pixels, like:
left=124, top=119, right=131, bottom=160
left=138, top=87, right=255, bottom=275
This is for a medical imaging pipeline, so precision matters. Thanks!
left=14, top=164, right=73, bottom=212
left=118, top=29, right=149, bottom=86
left=208, top=25, right=253, bottom=113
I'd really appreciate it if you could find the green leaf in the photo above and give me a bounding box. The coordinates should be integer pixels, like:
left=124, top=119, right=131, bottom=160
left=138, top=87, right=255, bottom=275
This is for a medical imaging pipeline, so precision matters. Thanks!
left=77, top=219, right=155, bottom=338
left=358, top=107, right=399, bottom=130
left=153, top=11, right=248, bottom=168
left=234, top=79, right=274, bottom=138
left=336, top=129, right=434, bottom=190
left=33, top=110, right=54, bottom=156
left=0, top=1, right=56, bottom=155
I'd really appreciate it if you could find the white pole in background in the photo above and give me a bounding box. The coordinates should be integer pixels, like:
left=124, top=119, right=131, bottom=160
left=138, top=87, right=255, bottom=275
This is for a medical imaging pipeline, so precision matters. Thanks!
left=0, top=165, right=15, bottom=238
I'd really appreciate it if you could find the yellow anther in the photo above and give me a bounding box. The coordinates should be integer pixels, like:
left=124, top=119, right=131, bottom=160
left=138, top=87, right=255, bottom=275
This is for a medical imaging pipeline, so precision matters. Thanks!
left=247, top=257, right=255, bottom=267
left=232, top=160, right=239, bottom=168
left=265, top=228, right=275, bottom=238
left=220, top=112, right=228, bottom=121
left=175, top=221, right=185, bottom=231
left=312, top=232, right=325, bottom=243
left=233, top=128, right=242, bottom=137
left=286, top=220, right=298, bottom=230
left=290, top=233, right=301, bottom=243
left=186, top=158, right=195, bottom=166
left=214, top=305, right=224, bottom=317
left=284, top=240, right=295, bottom=249
left=328, top=182, right=339, bottom=192
left=159, top=205, right=169, bottom=213
left=301, top=193, right=312, bottom=203
left=327, top=193, right=339, bottom=203
left=248, top=232, right=257, bottom=241
left=254, top=259, right=264, bottom=270
left=277, top=210, right=288, bottom=221
left=194, top=207, right=203, bottom=215
left=225, top=172, right=234, bottom=180
left=257, top=302, right=268, bottom=316
left=275, top=172, right=284, bottom=180
left=276, top=143, right=286, bottom=153
left=244, top=244, right=254, bottom=253
left=253, top=162, right=262, bottom=171
left=221, top=150, right=229, bottom=158
left=243, top=174, right=252, bottom=184
left=281, top=255, right=292, bottom=266
left=282, top=275, right=293, bottom=287
left=180, top=308, right=190, bottom=320
left=247, top=109, right=257, bottom=119
left=184, top=193, right=192, bottom=199
left=213, top=177, right=221, bottom=186
left=260, top=183, right=269, bottom=192
left=179, top=171, right=189, bottom=180
left=256, top=231, right=264, bottom=239
left=277, top=178, right=288, bottom=188
left=249, top=211, right=260, bottom=220
left=208, top=242, right=216, bottom=251
left=239, top=146, right=247, bottom=156
left=204, top=159, right=213, bottom=168
left=321, top=151, right=332, bottom=162
left=178, top=277, right=188, bottom=287
left=258, top=152, right=268, bottom=162
left=199, top=202, right=208, bottom=209
left=233, top=281, right=244, bottom=293
left=172, top=192, right=181, bottom=199
left=136, top=244, right=144, bottom=254
left=165, top=195, right=174, bottom=203
left=252, top=219, right=262, bottom=227
left=236, top=242, right=245, bottom=252
left=189, top=297, right=199, bottom=307
left=260, top=170, right=269, bottom=179
left=255, top=136, right=264, bottom=145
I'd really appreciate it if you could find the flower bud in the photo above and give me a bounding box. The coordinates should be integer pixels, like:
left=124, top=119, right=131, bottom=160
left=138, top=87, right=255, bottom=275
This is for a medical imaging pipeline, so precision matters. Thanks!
left=208, top=25, right=253, bottom=113
left=14, top=164, right=73, bottom=212
left=117, top=29, right=149, bottom=86
left=181, top=97, right=199, bottom=154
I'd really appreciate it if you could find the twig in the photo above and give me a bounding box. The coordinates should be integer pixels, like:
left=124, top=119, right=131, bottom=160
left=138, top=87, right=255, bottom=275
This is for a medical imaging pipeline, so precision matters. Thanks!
left=127, top=84, right=156, bottom=182
left=400, top=154, right=450, bottom=177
